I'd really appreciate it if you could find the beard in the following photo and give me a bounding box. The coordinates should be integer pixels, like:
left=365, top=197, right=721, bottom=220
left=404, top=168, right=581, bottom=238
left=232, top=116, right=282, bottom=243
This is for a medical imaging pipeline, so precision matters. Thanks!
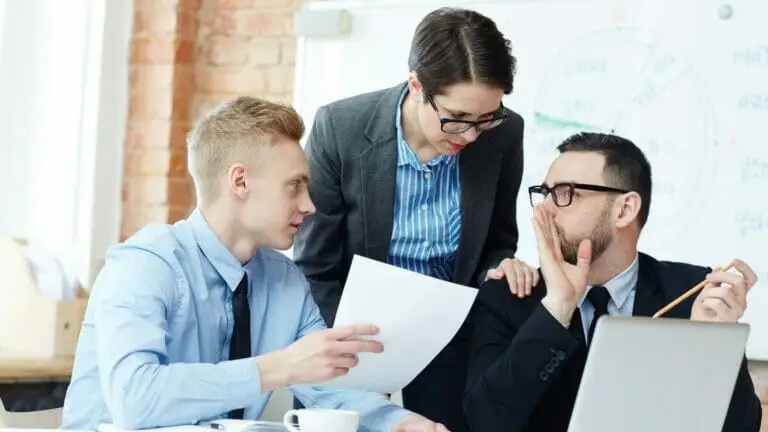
left=556, top=205, right=613, bottom=265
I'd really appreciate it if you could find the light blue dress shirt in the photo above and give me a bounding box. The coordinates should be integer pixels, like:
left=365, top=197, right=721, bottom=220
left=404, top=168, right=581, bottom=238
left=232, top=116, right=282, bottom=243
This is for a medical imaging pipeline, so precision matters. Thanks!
left=388, top=88, right=462, bottom=281
left=61, top=209, right=410, bottom=431
left=577, top=254, right=639, bottom=337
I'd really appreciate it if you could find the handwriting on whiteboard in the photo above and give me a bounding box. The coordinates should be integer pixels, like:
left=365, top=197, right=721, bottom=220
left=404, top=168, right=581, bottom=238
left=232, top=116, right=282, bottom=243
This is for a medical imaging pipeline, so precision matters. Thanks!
left=742, top=157, right=768, bottom=180
left=733, top=45, right=768, bottom=66
left=738, top=93, right=768, bottom=110
left=736, top=212, right=768, bottom=236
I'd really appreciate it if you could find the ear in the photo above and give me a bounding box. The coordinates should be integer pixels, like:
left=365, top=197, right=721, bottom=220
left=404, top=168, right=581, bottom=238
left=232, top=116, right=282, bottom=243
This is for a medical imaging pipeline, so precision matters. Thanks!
left=406, top=72, right=423, bottom=98
left=614, top=192, right=641, bottom=229
left=227, top=163, right=249, bottom=198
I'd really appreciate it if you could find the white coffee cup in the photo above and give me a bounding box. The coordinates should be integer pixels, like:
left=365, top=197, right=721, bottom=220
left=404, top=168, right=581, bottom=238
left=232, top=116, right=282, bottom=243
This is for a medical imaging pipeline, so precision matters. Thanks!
left=282, top=408, right=359, bottom=432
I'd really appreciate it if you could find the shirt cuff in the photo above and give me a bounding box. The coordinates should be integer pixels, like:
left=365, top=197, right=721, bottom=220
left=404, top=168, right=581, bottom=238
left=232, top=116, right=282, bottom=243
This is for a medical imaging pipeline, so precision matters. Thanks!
left=364, top=404, right=411, bottom=432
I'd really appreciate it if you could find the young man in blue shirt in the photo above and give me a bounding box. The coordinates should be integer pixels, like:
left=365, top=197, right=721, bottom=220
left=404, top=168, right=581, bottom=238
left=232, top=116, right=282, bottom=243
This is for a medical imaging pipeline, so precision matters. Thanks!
left=61, top=96, right=449, bottom=432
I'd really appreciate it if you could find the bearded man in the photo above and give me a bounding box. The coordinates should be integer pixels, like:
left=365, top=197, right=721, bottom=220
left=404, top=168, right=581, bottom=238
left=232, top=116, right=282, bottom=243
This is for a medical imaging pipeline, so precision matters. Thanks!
left=461, top=132, right=762, bottom=432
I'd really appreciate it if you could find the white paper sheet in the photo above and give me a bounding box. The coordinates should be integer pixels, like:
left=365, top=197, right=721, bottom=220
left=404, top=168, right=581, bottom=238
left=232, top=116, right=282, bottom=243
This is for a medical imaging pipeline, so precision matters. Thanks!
left=321, top=255, right=478, bottom=393
left=22, top=239, right=80, bottom=300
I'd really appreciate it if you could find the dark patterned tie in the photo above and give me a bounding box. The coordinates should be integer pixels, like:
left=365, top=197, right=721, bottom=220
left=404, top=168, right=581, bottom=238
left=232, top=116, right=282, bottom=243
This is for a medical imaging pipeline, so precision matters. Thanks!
left=228, top=273, right=251, bottom=419
left=586, top=285, right=610, bottom=345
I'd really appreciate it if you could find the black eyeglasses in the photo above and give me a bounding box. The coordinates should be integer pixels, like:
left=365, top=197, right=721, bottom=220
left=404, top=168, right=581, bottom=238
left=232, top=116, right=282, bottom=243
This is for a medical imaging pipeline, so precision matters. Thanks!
left=425, top=94, right=508, bottom=134
left=528, top=182, right=630, bottom=208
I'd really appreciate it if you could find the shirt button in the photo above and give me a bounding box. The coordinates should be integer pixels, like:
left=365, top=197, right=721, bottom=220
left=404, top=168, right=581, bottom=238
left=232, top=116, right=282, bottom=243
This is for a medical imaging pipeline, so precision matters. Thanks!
left=422, top=240, right=429, bottom=248
left=421, top=203, right=428, bottom=211
left=424, top=172, right=431, bottom=180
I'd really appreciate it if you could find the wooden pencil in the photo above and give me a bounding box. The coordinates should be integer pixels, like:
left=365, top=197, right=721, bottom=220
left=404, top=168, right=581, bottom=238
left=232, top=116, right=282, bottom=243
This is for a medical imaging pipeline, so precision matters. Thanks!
left=651, top=260, right=735, bottom=318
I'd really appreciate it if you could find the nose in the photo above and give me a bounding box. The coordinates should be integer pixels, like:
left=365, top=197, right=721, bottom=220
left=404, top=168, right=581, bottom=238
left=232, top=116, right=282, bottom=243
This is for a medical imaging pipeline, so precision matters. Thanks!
left=541, top=194, right=557, bottom=212
left=460, top=127, right=479, bottom=143
left=301, top=192, right=316, bottom=216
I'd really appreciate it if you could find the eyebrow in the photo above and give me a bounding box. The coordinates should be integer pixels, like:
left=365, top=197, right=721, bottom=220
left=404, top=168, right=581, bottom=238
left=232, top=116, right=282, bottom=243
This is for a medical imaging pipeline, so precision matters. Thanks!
left=543, top=181, right=579, bottom=188
left=444, top=106, right=500, bottom=119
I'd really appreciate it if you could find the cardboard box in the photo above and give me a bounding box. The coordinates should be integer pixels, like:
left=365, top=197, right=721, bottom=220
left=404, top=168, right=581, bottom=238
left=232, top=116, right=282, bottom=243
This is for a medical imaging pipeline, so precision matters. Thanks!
left=0, top=237, right=88, bottom=357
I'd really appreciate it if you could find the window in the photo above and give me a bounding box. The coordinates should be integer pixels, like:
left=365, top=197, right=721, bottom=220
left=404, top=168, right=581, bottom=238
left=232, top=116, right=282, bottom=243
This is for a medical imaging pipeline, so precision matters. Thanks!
left=0, top=0, right=132, bottom=287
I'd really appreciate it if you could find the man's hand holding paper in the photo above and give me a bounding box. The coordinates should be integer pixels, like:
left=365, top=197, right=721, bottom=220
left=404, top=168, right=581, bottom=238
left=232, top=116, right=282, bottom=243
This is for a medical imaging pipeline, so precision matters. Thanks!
left=279, top=324, right=384, bottom=383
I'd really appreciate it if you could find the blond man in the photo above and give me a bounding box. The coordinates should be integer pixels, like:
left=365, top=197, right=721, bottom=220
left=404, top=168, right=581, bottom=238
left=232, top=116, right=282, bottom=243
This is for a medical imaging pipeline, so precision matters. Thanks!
left=62, top=97, right=448, bottom=432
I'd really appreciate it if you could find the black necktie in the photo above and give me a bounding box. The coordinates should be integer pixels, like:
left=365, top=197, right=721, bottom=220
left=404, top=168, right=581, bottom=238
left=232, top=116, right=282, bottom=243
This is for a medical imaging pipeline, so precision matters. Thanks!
left=568, top=307, right=585, bottom=343
left=228, top=273, right=251, bottom=419
left=586, top=285, right=610, bottom=345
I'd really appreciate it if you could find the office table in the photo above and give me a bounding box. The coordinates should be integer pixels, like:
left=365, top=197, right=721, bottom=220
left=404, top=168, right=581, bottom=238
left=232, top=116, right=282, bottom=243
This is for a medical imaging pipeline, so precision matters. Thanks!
left=0, top=349, right=72, bottom=411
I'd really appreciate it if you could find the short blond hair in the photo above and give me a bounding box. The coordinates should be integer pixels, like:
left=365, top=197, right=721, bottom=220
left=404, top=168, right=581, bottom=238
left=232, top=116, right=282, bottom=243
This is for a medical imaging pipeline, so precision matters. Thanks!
left=187, top=96, right=305, bottom=203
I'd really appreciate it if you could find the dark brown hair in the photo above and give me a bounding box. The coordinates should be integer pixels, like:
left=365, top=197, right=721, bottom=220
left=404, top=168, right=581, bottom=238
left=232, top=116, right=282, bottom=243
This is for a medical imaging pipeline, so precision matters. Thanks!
left=408, top=7, right=517, bottom=98
left=558, top=132, right=653, bottom=228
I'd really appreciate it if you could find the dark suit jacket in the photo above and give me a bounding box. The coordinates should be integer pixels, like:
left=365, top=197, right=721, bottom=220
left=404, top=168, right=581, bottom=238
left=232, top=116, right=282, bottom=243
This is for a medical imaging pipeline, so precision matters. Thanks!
left=293, top=82, right=525, bottom=327
left=463, top=252, right=762, bottom=432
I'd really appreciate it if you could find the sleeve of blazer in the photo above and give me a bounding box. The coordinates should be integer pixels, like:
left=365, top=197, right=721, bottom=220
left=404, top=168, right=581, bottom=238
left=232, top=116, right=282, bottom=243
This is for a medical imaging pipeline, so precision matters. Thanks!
left=293, top=105, right=346, bottom=326
left=721, top=356, right=762, bottom=431
left=684, top=265, right=762, bottom=431
left=475, top=114, right=525, bottom=286
left=463, top=279, right=580, bottom=432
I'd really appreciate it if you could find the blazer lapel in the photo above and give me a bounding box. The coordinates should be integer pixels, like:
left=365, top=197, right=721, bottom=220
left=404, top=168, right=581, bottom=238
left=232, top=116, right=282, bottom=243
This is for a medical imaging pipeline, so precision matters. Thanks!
left=453, top=139, right=502, bottom=285
left=358, top=84, right=405, bottom=262
left=632, top=253, right=669, bottom=317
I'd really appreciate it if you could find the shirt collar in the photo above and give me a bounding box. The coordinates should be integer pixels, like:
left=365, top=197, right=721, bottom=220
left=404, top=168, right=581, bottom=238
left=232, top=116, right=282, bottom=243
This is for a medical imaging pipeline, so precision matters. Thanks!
left=394, top=86, right=454, bottom=169
left=188, top=207, right=245, bottom=292
left=579, top=254, right=639, bottom=310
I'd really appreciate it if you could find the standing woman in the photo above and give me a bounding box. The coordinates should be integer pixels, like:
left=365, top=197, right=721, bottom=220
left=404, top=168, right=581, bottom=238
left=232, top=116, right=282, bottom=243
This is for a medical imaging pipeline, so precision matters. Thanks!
left=293, top=7, right=536, bottom=432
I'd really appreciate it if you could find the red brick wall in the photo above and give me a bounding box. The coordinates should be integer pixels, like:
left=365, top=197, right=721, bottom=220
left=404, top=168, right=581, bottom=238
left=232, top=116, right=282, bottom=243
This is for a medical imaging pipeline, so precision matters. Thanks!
left=122, top=0, right=298, bottom=240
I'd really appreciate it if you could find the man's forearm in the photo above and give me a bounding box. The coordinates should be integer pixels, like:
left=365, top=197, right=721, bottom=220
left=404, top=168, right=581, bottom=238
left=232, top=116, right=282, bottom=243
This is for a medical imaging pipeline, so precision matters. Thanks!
left=104, top=358, right=263, bottom=429
left=464, top=304, right=580, bottom=431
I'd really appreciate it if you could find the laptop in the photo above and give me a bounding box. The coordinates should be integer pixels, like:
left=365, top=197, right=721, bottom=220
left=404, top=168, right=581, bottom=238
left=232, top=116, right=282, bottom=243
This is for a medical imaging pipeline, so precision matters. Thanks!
left=568, top=316, right=750, bottom=432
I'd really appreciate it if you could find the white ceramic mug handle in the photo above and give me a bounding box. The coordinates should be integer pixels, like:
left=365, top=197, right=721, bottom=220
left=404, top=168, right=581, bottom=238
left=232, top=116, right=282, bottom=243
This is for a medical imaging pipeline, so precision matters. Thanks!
left=283, top=409, right=301, bottom=431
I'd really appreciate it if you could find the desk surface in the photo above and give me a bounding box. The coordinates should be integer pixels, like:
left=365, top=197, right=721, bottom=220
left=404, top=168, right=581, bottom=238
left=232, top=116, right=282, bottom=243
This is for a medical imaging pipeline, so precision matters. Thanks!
left=0, top=350, right=73, bottom=383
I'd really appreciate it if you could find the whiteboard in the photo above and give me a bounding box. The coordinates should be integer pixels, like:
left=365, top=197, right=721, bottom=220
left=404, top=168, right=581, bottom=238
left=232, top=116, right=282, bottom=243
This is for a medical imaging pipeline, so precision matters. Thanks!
left=293, top=0, right=768, bottom=360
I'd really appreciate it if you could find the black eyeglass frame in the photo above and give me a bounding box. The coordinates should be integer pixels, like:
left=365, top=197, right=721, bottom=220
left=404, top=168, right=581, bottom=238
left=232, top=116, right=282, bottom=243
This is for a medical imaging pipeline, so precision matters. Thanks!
left=424, top=94, right=508, bottom=134
left=528, top=182, right=631, bottom=208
